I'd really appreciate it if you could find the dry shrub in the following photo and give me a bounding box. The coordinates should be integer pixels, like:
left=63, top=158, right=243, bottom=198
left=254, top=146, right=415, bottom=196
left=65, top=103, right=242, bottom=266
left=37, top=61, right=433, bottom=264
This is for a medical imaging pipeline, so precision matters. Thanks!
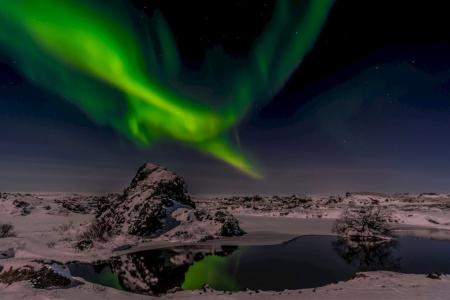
left=0, top=224, right=16, bottom=238
left=333, top=206, right=392, bottom=243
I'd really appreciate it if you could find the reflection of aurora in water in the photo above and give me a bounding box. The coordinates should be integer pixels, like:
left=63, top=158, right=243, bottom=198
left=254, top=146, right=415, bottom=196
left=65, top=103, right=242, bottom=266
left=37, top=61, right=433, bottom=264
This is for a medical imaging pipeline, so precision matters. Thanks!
left=69, top=246, right=239, bottom=295
left=0, top=0, right=333, bottom=176
left=68, top=236, right=450, bottom=295
left=68, top=263, right=124, bottom=291
left=182, top=253, right=240, bottom=291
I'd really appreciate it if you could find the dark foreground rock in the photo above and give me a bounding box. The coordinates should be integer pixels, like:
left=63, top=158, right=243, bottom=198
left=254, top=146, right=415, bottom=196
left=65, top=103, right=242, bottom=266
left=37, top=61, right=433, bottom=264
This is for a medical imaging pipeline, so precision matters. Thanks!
left=0, top=265, right=72, bottom=289
left=0, top=248, right=15, bottom=259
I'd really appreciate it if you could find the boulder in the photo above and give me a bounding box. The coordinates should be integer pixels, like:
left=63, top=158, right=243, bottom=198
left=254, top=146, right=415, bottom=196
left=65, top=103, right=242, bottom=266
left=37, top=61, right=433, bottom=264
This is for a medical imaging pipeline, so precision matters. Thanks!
left=0, top=248, right=14, bottom=259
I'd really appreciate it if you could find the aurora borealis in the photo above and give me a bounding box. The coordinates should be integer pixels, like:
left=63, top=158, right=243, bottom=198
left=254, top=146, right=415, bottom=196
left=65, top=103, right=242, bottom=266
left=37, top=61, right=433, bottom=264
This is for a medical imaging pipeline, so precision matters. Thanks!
left=0, top=0, right=333, bottom=177
left=1, top=0, right=450, bottom=193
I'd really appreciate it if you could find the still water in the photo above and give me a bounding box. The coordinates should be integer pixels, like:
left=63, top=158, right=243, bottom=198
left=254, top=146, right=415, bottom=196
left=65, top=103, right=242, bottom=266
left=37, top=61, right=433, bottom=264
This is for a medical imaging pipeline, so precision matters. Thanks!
left=68, top=236, right=450, bottom=295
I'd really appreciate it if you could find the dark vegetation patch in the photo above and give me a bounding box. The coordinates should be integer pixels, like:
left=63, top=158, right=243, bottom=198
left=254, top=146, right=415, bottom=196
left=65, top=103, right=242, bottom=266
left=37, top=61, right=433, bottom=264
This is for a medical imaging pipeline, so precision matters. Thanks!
left=0, top=224, right=16, bottom=238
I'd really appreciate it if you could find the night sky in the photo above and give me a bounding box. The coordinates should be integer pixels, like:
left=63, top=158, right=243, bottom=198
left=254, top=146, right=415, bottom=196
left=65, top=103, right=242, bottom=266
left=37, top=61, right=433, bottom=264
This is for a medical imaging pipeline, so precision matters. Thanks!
left=1, top=0, right=450, bottom=194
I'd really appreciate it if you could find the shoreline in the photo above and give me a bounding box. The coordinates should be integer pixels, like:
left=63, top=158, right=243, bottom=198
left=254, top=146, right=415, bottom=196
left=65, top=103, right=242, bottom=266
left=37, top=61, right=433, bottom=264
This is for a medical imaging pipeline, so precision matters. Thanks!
left=2, top=193, right=450, bottom=299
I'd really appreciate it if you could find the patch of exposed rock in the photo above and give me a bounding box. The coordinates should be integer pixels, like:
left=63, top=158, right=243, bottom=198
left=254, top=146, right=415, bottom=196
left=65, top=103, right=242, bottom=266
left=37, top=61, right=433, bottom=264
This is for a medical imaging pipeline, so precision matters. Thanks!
left=0, top=193, right=45, bottom=216
left=0, top=248, right=14, bottom=259
left=55, top=195, right=103, bottom=214
left=0, top=265, right=72, bottom=289
left=161, top=209, right=245, bottom=242
left=91, top=163, right=244, bottom=243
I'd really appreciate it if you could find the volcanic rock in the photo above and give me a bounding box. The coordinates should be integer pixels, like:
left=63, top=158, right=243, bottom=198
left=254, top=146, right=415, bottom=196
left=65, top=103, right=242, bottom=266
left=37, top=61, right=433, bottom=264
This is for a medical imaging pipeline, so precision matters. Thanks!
left=92, top=163, right=245, bottom=242
left=96, top=163, right=194, bottom=237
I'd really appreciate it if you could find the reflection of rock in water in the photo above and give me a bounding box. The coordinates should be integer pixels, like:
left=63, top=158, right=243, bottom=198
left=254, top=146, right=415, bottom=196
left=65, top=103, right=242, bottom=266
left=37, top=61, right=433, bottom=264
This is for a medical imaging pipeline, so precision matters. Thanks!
left=109, top=246, right=237, bottom=295
left=332, top=238, right=400, bottom=271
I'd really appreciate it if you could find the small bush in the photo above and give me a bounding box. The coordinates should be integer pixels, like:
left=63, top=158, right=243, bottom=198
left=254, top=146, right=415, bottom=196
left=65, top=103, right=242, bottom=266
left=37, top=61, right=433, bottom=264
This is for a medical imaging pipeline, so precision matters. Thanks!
left=333, top=206, right=392, bottom=243
left=0, top=224, right=16, bottom=238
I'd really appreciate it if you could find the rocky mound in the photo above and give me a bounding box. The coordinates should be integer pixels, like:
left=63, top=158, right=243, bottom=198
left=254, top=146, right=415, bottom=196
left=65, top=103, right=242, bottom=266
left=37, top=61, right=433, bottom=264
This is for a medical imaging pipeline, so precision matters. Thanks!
left=95, top=163, right=194, bottom=236
left=93, top=163, right=244, bottom=241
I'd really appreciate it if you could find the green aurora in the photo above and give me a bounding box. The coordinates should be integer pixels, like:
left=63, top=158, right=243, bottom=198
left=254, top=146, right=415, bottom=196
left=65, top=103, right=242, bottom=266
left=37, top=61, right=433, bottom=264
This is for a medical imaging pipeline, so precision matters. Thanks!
left=0, top=0, right=333, bottom=177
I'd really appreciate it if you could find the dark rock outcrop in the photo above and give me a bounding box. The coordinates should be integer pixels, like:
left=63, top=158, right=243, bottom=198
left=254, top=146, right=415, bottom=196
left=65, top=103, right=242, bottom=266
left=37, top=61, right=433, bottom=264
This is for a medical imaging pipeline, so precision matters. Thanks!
left=0, top=265, right=72, bottom=289
left=90, top=163, right=245, bottom=242
left=55, top=195, right=102, bottom=214
left=214, top=210, right=246, bottom=237
left=96, top=163, right=194, bottom=237
left=12, top=200, right=32, bottom=216
left=0, top=248, right=14, bottom=259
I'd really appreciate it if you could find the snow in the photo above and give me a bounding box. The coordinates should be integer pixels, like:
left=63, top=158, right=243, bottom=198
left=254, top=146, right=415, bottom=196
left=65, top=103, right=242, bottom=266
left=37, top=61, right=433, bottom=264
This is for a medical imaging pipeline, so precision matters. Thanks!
left=1, top=190, right=450, bottom=299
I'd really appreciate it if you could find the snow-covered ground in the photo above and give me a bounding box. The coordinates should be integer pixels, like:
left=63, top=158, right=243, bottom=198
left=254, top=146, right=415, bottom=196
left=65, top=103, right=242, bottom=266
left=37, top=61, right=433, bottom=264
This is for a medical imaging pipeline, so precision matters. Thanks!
left=1, top=191, right=450, bottom=299
left=2, top=271, right=450, bottom=300
left=196, top=192, right=450, bottom=231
